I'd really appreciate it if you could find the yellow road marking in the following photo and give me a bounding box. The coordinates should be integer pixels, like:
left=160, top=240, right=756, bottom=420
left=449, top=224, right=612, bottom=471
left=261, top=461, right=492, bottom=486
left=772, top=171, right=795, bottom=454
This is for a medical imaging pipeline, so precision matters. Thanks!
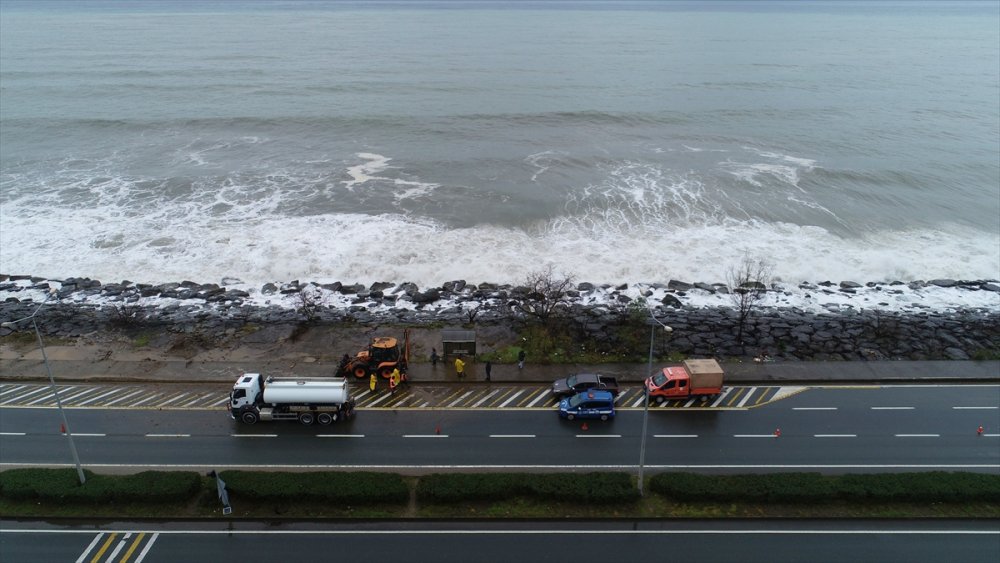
left=120, top=532, right=146, bottom=562
left=724, top=387, right=748, bottom=407
left=90, top=532, right=118, bottom=563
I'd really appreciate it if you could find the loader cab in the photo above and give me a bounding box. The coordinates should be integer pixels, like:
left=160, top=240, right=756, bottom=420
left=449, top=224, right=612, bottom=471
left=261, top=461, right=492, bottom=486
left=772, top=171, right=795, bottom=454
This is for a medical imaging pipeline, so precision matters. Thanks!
left=370, top=337, right=400, bottom=363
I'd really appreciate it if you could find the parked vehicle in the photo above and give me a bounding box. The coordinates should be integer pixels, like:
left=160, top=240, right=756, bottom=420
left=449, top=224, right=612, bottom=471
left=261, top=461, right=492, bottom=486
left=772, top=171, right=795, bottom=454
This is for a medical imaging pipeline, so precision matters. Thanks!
left=558, top=390, right=616, bottom=421
left=551, top=373, right=620, bottom=398
left=229, top=373, right=355, bottom=425
left=645, top=359, right=724, bottom=402
left=340, top=329, right=410, bottom=380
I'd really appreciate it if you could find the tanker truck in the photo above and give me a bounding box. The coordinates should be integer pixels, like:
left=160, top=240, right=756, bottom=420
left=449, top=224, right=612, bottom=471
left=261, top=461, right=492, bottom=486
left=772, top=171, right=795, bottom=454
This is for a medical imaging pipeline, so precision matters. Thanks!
left=229, top=373, right=355, bottom=425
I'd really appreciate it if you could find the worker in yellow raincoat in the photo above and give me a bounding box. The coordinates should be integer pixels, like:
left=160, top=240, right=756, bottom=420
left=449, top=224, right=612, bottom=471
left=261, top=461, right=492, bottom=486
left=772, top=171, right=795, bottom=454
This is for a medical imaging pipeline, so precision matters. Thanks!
left=369, top=372, right=377, bottom=393
left=454, top=356, right=465, bottom=379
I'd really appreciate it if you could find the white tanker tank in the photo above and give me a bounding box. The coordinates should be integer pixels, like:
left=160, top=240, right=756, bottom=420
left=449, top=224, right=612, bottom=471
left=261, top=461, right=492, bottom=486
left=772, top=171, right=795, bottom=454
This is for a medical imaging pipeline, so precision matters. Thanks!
left=229, top=373, right=355, bottom=425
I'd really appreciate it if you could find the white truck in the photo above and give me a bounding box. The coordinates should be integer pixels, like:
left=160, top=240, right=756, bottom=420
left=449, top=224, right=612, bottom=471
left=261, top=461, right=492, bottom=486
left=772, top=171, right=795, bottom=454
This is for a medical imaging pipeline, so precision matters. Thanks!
left=229, top=373, right=355, bottom=425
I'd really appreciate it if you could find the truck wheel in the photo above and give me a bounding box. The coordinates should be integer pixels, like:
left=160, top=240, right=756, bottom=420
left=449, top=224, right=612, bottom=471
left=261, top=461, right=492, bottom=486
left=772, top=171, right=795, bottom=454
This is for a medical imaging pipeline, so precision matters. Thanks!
left=299, top=412, right=315, bottom=425
left=379, top=367, right=393, bottom=379
left=240, top=411, right=259, bottom=425
left=317, top=413, right=333, bottom=425
left=655, top=396, right=665, bottom=404
left=353, top=366, right=367, bottom=378
left=600, top=414, right=609, bottom=421
left=566, top=414, right=575, bottom=421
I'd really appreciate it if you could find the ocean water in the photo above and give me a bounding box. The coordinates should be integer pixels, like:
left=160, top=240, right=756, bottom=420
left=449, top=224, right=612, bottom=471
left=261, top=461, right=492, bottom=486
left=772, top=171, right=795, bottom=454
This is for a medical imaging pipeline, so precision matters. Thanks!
left=1, top=0, right=998, bottom=289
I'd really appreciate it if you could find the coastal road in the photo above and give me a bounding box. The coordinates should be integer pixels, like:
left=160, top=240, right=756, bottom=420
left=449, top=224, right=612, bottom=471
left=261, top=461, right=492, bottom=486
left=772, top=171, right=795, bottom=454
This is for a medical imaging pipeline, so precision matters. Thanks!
left=1, top=385, right=997, bottom=472
left=2, top=520, right=999, bottom=563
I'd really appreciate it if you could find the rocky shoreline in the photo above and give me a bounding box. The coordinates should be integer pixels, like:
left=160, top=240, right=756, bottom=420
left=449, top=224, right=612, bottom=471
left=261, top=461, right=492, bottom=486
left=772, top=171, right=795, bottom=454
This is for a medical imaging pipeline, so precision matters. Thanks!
left=1, top=275, right=998, bottom=362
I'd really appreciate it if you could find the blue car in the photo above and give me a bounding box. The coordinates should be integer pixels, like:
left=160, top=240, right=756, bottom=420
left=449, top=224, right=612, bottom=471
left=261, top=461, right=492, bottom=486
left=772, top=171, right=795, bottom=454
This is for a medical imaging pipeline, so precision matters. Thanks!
left=558, top=390, right=616, bottom=421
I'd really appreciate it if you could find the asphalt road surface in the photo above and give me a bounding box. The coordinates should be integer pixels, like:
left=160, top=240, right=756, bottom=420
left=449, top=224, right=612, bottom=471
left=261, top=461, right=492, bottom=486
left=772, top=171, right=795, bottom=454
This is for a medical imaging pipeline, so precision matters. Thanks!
left=1, top=385, right=997, bottom=472
left=1, top=520, right=998, bottom=563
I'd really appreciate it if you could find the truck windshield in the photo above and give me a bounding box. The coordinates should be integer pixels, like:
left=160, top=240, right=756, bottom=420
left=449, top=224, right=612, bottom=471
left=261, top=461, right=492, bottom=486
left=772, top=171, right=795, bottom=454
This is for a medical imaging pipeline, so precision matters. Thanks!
left=651, top=373, right=668, bottom=386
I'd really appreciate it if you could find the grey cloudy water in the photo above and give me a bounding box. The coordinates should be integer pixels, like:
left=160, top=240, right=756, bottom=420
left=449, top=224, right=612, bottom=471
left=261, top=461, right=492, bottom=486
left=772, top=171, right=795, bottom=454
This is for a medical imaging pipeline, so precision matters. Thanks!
left=1, top=0, right=998, bottom=287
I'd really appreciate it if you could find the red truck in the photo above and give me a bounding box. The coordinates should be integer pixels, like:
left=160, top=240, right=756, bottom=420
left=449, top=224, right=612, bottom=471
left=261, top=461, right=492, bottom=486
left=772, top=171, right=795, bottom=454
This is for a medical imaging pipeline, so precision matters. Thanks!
left=645, top=359, right=724, bottom=402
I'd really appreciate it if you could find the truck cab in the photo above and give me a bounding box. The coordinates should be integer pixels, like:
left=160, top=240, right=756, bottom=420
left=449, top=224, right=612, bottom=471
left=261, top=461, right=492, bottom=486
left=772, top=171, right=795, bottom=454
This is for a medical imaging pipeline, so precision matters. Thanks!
left=558, top=390, right=615, bottom=421
left=229, top=373, right=263, bottom=416
left=645, top=366, right=692, bottom=400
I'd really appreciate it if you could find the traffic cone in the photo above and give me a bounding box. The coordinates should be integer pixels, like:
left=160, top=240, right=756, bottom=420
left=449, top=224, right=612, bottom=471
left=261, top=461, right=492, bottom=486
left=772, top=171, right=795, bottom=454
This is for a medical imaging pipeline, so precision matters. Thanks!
left=581, top=422, right=589, bottom=431
left=435, top=425, right=441, bottom=435
left=774, top=428, right=781, bottom=437
left=978, top=425, right=984, bottom=436
left=60, top=423, right=65, bottom=434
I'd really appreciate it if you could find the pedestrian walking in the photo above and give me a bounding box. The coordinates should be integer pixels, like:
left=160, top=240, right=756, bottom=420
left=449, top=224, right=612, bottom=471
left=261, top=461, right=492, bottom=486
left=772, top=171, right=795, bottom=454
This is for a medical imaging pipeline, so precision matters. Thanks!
left=485, top=361, right=492, bottom=381
left=517, top=350, right=526, bottom=370
left=454, top=355, right=465, bottom=379
left=369, top=372, right=377, bottom=393
left=431, top=348, right=439, bottom=367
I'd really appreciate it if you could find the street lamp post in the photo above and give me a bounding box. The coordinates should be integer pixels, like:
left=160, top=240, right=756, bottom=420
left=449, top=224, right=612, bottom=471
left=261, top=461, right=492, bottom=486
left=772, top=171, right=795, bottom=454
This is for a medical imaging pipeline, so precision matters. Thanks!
left=638, top=313, right=671, bottom=497
left=2, top=289, right=86, bottom=485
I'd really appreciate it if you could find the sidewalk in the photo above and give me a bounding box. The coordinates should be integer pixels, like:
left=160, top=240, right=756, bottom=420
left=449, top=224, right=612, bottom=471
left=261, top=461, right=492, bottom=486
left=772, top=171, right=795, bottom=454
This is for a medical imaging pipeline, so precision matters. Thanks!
left=1, top=348, right=997, bottom=385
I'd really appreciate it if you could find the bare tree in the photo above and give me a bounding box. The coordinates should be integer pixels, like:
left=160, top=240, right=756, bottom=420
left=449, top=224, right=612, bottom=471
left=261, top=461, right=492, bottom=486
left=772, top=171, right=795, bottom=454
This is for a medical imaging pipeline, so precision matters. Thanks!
left=295, top=285, right=325, bottom=323
left=510, top=265, right=576, bottom=324
left=726, top=252, right=773, bottom=345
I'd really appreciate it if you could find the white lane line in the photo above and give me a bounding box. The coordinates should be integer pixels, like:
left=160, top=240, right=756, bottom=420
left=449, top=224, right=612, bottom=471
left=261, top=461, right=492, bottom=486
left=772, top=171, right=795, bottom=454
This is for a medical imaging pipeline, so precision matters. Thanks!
left=8, top=528, right=998, bottom=537
left=8, top=462, right=999, bottom=471
left=953, top=406, right=999, bottom=410
left=182, top=393, right=219, bottom=407
left=498, top=389, right=526, bottom=408
left=446, top=390, right=475, bottom=408
left=709, top=387, right=734, bottom=408
left=736, top=387, right=758, bottom=408
left=155, top=392, right=193, bottom=407
left=0, top=432, right=26, bottom=436
left=231, top=434, right=277, bottom=438
left=490, top=434, right=536, bottom=438
left=366, top=392, right=396, bottom=407
left=872, top=406, right=915, bottom=410
left=734, top=434, right=777, bottom=438
left=472, top=389, right=500, bottom=408
left=105, top=532, right=132, bottom=562
left=103, top=389, right=146, bottom=407
left=983, top=434, right=1000, bottom=437
left=75, top=532, right=105, bottom=563
left=814, top=434, right=857, bottom=438
left=793, top=407, right=838, bottom=411
left=895, top=434, right=940, bottom=437
left=0, top=384, right=28, bottom=397
left=145, top=434, right=191, bottom=438
left=58, top=387, right=106, bottom=403
left=24, top=391, right=59, bottom=406
left=630, top=394, right=646, bottom=408
left=683, top=398, right=697, bottom=408
left=576, top=435, right=621, bottom=438
left=526, top=390, right=550, bottom=408
left=317, top=434, right=365, bottom=438
left=654, top=434, right=698, bottom=438
left=211, top=396, right=231, bottom=406
left=404, top=434, right=449, bottom=438
left=73, top=433, right=106, bottom=437
left=0, top=386, right=59, bottom=405
left=76, top=389, right=123, bottom=406
left=131, top=394, right=165, bottom=407
left=135, top=532, right=158, bottom=563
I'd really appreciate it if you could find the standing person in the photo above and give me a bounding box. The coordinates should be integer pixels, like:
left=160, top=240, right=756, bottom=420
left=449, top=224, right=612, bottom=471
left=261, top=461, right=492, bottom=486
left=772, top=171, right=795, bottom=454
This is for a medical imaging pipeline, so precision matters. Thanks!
left=431, top=348, right=439, bottom=367
left=369, top=372, right=377, bottom=394
left=517, top=350, right=526, bottom=370
left=485, top=361, right=492, bottom=382
left=389, top=371, right=398, bottom=395
left=454, top=355, right=465, bottom=379
left=391, top=367, right=401, bottom=389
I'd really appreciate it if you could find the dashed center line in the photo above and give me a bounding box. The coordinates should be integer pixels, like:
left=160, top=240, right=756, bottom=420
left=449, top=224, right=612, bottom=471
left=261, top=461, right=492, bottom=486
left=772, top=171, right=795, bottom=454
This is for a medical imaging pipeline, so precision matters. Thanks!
left=654, top=434, right=698, bottom=438
left=73, top=433, right=106, bottom=437
left=872, top=406, right=915, bottom=410
left=490, top=434, right=536, bottom=438
left=953, top=406, right=999, bottom=410
left=576, top=434, right=621, bottom=438
left=734, top=434, right=777, bottom=438
left=145, top=434, right=190, bottom=438
left=317, top=434, right=365, bottom=438
left=815, top=434, right=857, bottom=438
left=231, top=434, right=277, bottom=438
left=404, top=434, right=449, bottom=438
left=793, top=407, right=838, bottom=411
left=895, top=434, right=940, bottom=438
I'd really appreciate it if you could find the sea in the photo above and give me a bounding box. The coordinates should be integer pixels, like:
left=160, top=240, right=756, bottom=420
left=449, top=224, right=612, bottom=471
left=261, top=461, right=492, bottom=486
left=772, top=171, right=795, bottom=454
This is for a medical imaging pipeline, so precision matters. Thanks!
left=1, top=0, right=998, bottom=299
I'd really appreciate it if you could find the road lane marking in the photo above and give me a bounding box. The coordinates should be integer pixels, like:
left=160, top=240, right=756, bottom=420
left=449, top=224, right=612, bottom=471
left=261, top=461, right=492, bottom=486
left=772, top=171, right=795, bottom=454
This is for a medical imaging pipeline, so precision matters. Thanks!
left=576, top=435, right=621, bottom=438
left=76, top=389, right=123, bottom=406
left=0, top=432, right=26, bottom=436
left=74, top=433, right=106, bottom=437
left=8, top=462, right=999, bottom=470
left=490, top=434, right=536, bottom=438
left=630, top=394, right=646, bottom=408
left=525, top=390, right=550, bottom=408
left=135, top=532, right=158, bottom=563
left=736, top=387, right=757, bottom=408
left=9, top=528, right=996, bottom=536
left=953, top=406, right=999, bottom=410
left=793, top=407, right=838, bottom=411
left=709, top=387, right=734, bottom=408
left=895, top=434, right=939, bottom=437
left=231, top=434, right=277, bottom=438
left=75, top=532, right=104, bottom=563
left=872, top=406, right=915, bottom=410
left=0, top=386, right=60, bottom=405
left=145, top=434, right=190, bottom=438
left=654, top=434, right=698, bottom=438
left=498, top=389, right=526, bottom=408
left=814, top=434, right=857, bottom=438
left=734, top=434, right=777, bottom=438
left=105, top=531, right=132, bottom=562
left=0, top=384, right=28, bottom=397
left=446, top=390, right=475, bottom=408
left=316, top=434, right=365, bottom=438
left=103, top=389, right=146, bottom=407
left=404, top=434, right=449, bottom=438
left=472, top=389, right=500, bottom=408
left=120, top=532, right=146, bottom=563
left=90, top=532, right=118, bottom=563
